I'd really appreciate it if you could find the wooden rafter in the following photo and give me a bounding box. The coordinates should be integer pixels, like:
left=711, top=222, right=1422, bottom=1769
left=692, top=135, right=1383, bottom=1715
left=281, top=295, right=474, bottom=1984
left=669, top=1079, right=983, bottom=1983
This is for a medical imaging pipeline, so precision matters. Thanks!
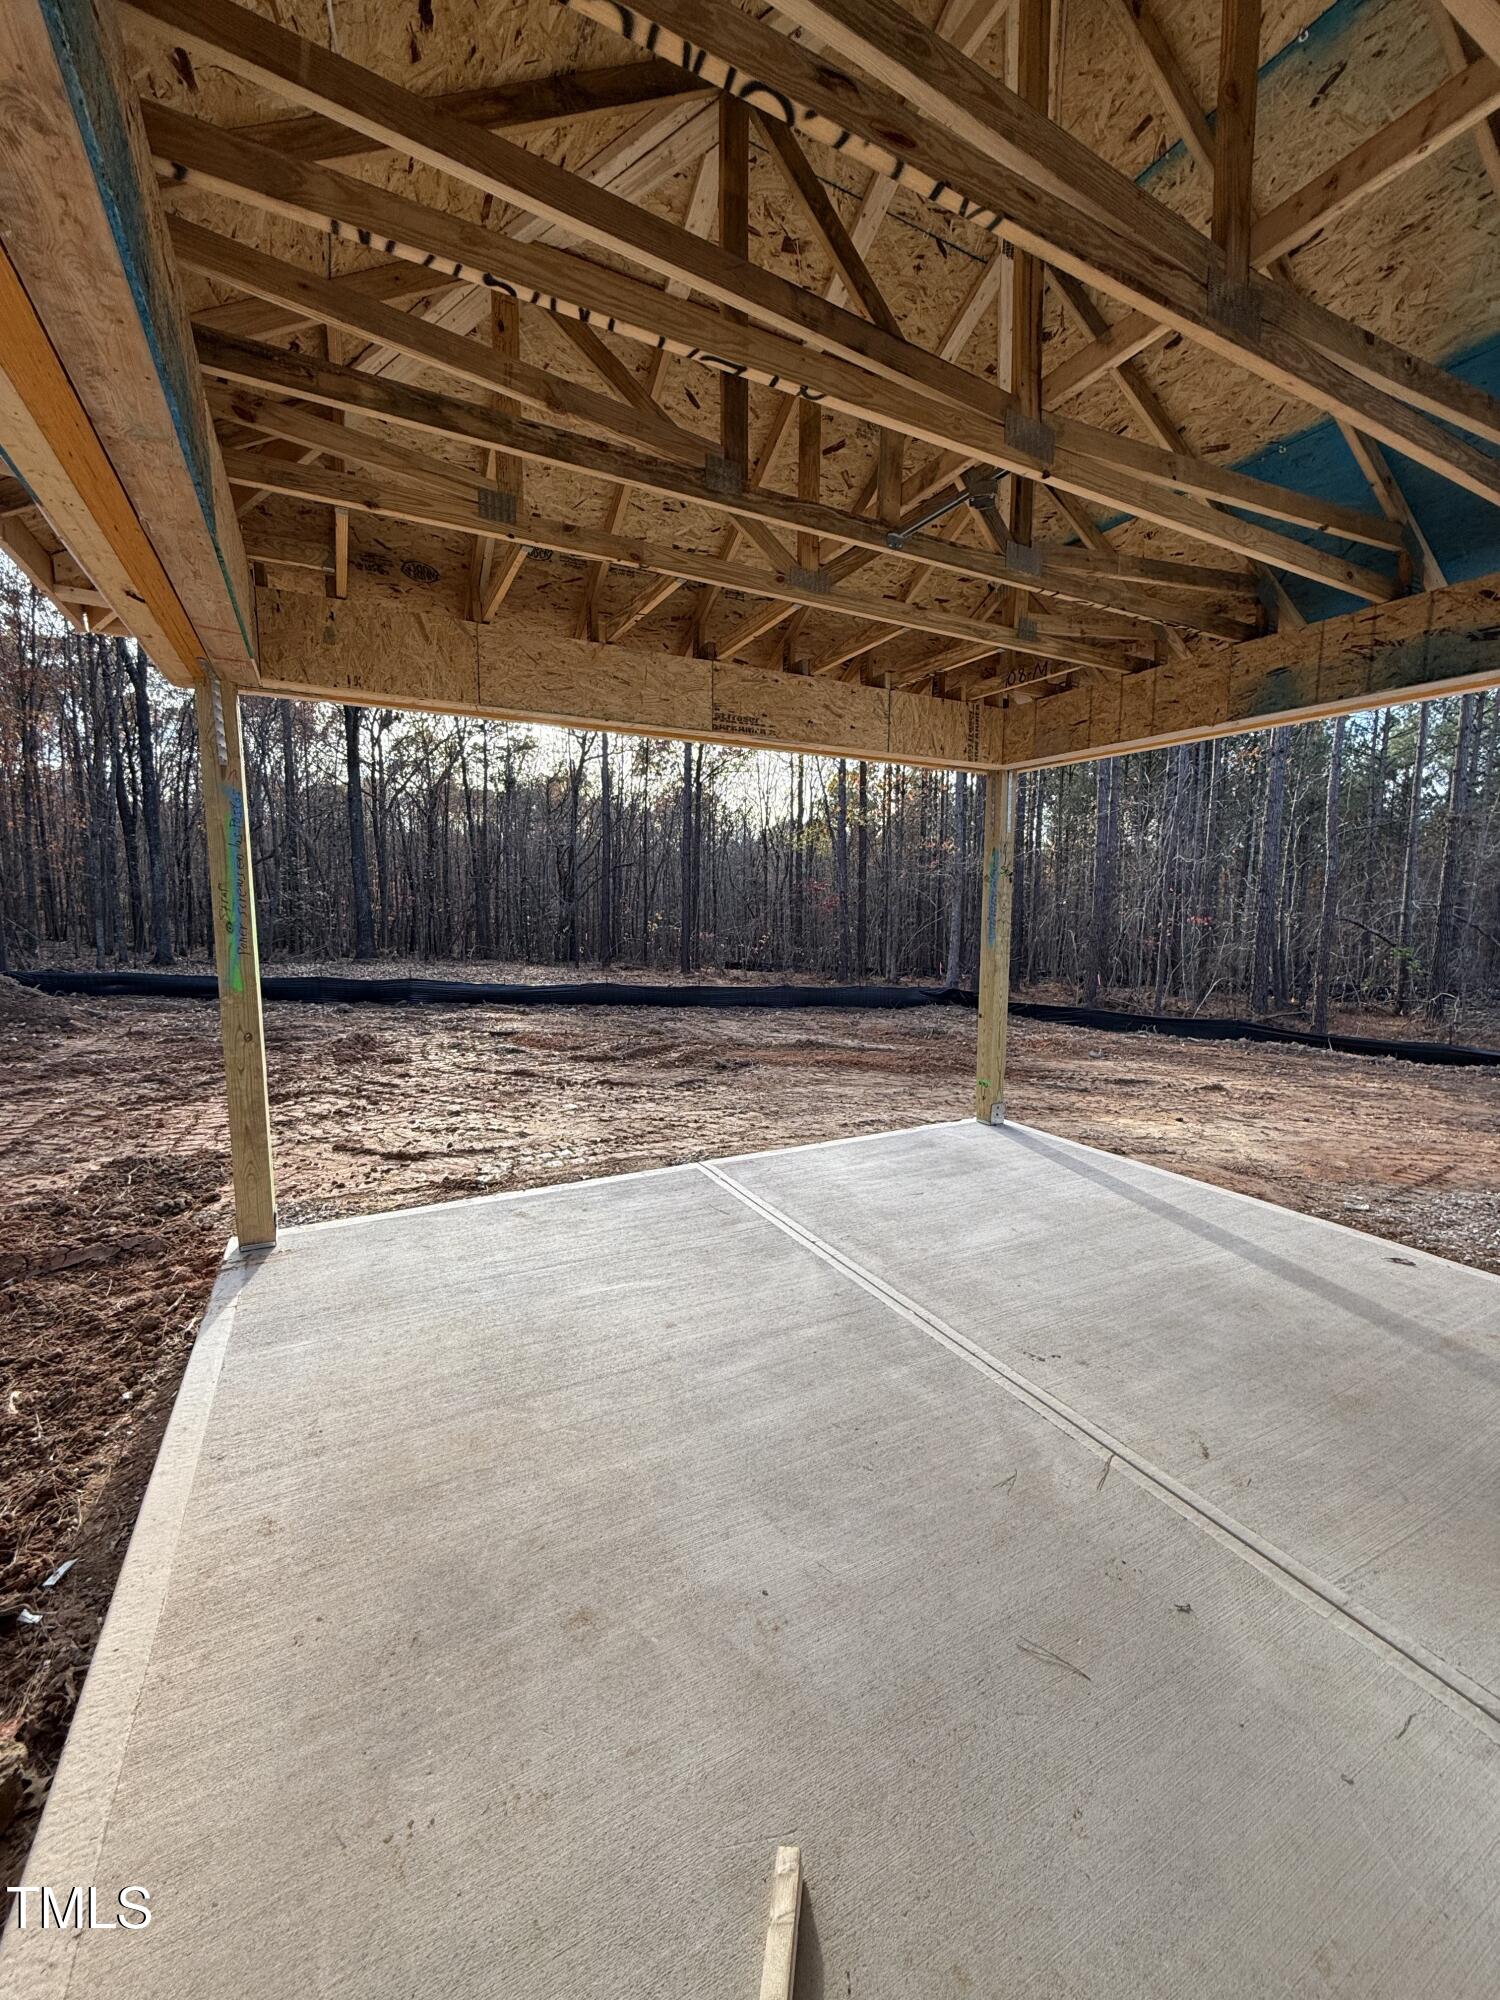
left=148, top=111, right=1402, bottom=597
left=219, top=442, right=1135, bottom=673
left=173, top=218, right=706, bottom=465
left=565, top=0, right=1500, bottom=491
left=229, top=58, right=712, bottom=164
left=469, top=295, right=526, bottom=622
left=753, top=112, right=900, bottom=340
left=718, top=90, right=752, bottom=482
left=203, top=366, right=1246, bottom=635
left=126, top=7, right=1417, bottom=583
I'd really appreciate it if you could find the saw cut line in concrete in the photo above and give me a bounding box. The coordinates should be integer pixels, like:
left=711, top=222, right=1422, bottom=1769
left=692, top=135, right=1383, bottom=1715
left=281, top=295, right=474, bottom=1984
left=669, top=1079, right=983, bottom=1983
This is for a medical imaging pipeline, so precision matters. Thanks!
left=697, top=1155, right=1500, bottom=1745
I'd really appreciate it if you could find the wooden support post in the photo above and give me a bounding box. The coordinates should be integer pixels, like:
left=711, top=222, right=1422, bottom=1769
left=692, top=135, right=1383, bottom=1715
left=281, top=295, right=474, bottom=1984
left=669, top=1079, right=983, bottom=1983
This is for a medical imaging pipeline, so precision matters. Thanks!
left=718, top=90, right=751, bottom=482
left=1213, top=0, right=1262, bottom=291
left=797, top=395, right=822, bottom=570
left=194, top=672, right=276, bottom=1249
left=975, top=767, right=1017, bottom=1126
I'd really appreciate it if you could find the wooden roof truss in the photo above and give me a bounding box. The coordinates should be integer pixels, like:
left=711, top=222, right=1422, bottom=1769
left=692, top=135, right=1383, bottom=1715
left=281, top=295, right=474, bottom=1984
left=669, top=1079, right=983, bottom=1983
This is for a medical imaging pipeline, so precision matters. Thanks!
left=2, top=0, right=1500, bottom=770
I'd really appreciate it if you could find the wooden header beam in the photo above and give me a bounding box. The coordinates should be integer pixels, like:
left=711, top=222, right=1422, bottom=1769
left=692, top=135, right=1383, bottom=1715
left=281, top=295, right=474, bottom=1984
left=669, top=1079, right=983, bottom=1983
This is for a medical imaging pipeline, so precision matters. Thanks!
left=254, top=583, right=1010, bottom=772
left=997, top=573, right=1500, bottom=767
left=254, top=565, right=1500, bottom=783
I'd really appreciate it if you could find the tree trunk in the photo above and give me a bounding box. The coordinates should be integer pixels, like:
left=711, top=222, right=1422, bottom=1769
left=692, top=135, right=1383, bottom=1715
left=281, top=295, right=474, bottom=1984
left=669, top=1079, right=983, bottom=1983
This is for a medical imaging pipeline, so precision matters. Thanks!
left=678, top=737, right=694, bottom=974
left=1251, top=728, right=1291, bottom=1014
left=598, top=732, right=614, bottom=963
left=836, top=759, right=851, bottom=981
left=342, top=704, right=376, bottom=960
left=1430, top=691, right=1482, bottom=1018
left=944, top=768, right=967, bottom=988
left=1082, top=758, right=1118, bottom=1003
left=124, top=648, right=174, bottom=965
left=1312, top=715, right=1345, bottom=1035
left=855, top=760, right=868, bottom=977
left=1395, top=701, right=1429, bottom=1014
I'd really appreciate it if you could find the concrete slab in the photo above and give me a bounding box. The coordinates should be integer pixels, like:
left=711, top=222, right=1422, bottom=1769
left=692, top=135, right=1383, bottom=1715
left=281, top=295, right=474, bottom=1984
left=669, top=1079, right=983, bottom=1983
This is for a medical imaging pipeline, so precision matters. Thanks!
left=719, top=1121, right=1500, bottom=1705
left=5, top=1128, right=1500, bottom=1997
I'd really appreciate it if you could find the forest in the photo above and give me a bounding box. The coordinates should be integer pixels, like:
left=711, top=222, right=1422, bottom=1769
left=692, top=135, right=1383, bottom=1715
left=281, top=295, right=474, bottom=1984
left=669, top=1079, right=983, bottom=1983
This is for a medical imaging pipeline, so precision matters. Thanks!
left=1, top=562, right=1497, bottom=1036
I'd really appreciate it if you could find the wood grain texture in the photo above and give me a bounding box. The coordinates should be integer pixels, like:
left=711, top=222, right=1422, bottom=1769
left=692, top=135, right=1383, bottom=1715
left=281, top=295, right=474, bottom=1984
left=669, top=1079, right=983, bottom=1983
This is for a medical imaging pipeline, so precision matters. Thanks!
left=1000, top=574, right=1500, bottom=766
left=194, top=674, right=276, bottom=1249
left=253, top=585, right=1009, bottom=770
left=0, top=0, right=254, bottom=674
left=0, top=242, right=212, bottom=679
left=757, top=1847, right=802, bottom=2000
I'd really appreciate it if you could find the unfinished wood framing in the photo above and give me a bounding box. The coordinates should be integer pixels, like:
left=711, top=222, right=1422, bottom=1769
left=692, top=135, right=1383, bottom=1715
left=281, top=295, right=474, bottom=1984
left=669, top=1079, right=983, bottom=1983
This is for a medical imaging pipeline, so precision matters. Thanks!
left=0, top=0, right=1488, bottom=711
left=0, top=0, right=254, bottom=677
left=194, top=672, right=276, bottom=1250
left=2, top=0, right=1500, bottom=1508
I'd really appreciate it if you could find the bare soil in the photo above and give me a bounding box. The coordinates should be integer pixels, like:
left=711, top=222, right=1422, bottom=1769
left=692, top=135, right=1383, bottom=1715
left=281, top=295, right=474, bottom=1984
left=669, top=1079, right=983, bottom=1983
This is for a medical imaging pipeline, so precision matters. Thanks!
left=4, top=972, right=1500, bottom=1882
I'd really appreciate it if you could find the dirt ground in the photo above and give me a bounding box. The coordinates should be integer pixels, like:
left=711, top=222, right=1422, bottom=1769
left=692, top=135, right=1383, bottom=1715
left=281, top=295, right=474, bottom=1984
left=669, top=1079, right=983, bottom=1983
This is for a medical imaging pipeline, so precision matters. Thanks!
left=4, top=971, right=1500, bottom=1883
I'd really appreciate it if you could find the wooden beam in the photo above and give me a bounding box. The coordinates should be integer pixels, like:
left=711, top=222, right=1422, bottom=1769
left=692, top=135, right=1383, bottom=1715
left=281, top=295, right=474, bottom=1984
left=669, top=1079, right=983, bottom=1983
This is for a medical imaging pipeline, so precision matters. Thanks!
left=150, top=110, right=1401, bottom=592
left=995, top=0, right=1050, bottom=691
left=0, top=0, right=254, bottom=677
left=1212, top=0, right=1261, bottom=291
left=1427, top=0, right=1500, bottom=204
left=997, top=572, right=1500, bottom=767
left=753, top=112, right=901, bottom=336
left=719, top=91, right=751, bottom=481
left=975, top=768, right=1017, bottom=1124
left=173, top=218, right=707, bottom=467
left=1441, top=2, right=1500, bottom=68
left=355, top=96, right=719, bottom=390
left=1045, top=30, right=1500, bottom=414
left=255, top=583, right=1010, bottom=771
left=797, top=397, right=822, bottom=572
left=197, top=334, right=1261, bottom=632
left=0, top=515, right=87, bottom=630
left=552, top=314, right=690, bottom=441
left=195, top=673, right=276, bottom=1250
left=470, top=293, right=524, bottom=621
left=230, top=58, right=712, bottom=165
left=1340, top=431, right=1448, bottom=592
left=1106, top=0, right=1215, bottom=173
left=217, top=442, right=1132, bottom=673
left=1253, top=51, right=1500, bottom=260
left=190, top=101, right=710, bottom=356
left=575, top=345, right=673, bottom=636
left=331, top=506, right=349, bottom=598
left=136, top=5, right=1420, bottom=549
left=575, top=0, right=1500, bottom=496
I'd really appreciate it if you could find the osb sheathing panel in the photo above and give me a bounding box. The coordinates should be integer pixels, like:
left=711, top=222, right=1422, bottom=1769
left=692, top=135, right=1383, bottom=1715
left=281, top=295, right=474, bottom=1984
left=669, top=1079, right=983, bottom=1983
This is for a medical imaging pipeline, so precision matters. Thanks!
left=1001, top=575, right=1500, bottom=765
left=253, top=581, right=1008, bottom=764
left=126, top=0, right=1500, bottom=687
